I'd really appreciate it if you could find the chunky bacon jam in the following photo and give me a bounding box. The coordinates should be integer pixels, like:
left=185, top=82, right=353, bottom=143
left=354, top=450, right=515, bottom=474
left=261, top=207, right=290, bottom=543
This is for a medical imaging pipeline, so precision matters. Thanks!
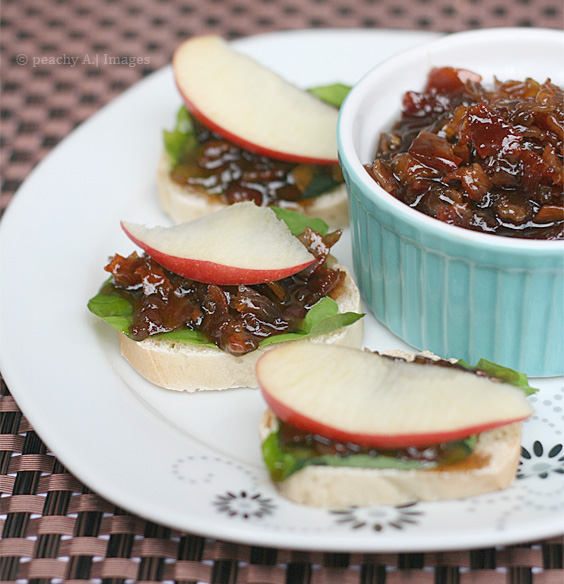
left=103, top=227, right=344, bottom=355
left=170, top=118, right=343, bottom=206
left=367, top=67, right=564, bottom=239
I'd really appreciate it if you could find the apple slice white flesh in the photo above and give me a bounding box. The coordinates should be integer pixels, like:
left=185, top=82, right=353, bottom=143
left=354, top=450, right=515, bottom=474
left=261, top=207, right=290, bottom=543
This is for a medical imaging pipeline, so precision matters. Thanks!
left=121, top=202, right=314, bottom=285
left=256, top=344, right=534, bottom=449
left=173, top=35, right=339, bottom=164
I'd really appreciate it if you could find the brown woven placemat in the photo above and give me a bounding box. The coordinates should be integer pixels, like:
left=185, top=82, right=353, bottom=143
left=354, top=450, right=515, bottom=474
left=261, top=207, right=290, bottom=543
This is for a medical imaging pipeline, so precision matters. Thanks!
left=1, top=0, right=564, bottom=582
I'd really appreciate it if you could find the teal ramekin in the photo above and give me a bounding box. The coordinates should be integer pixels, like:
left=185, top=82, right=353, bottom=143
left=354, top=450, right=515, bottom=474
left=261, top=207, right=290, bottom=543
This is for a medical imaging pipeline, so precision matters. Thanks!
left=337, top=28, right=564, bottom=377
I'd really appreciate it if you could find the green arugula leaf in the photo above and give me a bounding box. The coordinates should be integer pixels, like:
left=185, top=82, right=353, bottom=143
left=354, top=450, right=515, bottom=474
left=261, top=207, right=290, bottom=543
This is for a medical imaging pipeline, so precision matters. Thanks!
left=262, top=432, right=307, bottom=482
left=270, top=206, right=329, bottom=236
left=87, top=291, right=133, bottom=335
left=258, top=297, right=363, bottom=348
left=163, top=105, right=197, bottom=166
left=311, top=453, right=425, bottom=471
left=308, top=83, right=352, bottom=108
left=457, top=358, right=538, bottom=395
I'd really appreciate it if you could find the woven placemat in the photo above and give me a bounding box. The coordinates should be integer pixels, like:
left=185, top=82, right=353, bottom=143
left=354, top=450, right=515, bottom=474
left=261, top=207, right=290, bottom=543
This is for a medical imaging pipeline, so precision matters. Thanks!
left=1, top=375, right=562, bottom=582
left=1, top=0, right=564, bottom=582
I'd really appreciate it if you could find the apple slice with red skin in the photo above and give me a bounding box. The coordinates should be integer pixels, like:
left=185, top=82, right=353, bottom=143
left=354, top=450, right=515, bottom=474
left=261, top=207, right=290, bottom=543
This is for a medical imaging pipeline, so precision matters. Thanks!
left=172, top=34, right=339, bottom=165
left=256, top=344, right=534, bottom=449
left=121, top=202, right=315, bottom=285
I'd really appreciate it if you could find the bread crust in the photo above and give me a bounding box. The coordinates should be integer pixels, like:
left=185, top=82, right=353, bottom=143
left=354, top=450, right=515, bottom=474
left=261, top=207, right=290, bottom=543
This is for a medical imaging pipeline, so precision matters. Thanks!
left=118, top=263, right=363, bottom=392
left=259, top=409, right=522, bottom=507
left=157, top=152, right=349, bottom=227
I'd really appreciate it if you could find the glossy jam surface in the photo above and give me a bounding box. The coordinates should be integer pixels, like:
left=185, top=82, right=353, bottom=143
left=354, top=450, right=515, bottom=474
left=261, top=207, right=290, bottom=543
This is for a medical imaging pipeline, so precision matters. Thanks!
left=104, top=227, right=344, bottom=355
left=366, top=67, right=564, bottom=239
left=171, top=119, right=342, bottom=206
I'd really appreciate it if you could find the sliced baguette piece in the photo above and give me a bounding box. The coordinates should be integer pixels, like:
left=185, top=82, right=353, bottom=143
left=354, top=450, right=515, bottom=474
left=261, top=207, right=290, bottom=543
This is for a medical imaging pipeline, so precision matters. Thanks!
left=157, top=151, right=349, bottom=228
left=259, top=408, right=522, bottom=507
left=118, top=262, right=363, bottom=392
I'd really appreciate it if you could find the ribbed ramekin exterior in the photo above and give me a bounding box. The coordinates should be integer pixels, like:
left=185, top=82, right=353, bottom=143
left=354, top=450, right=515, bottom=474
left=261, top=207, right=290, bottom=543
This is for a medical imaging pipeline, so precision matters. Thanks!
left=347, top=182, right=564, bottom=377
left=337, top=27, right=564, bottom=378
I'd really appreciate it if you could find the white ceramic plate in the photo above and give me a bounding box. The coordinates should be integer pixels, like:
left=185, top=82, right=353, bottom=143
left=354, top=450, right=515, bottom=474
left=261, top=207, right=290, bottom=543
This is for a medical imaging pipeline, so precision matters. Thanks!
left=1, top=29, right=563, bottom=553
